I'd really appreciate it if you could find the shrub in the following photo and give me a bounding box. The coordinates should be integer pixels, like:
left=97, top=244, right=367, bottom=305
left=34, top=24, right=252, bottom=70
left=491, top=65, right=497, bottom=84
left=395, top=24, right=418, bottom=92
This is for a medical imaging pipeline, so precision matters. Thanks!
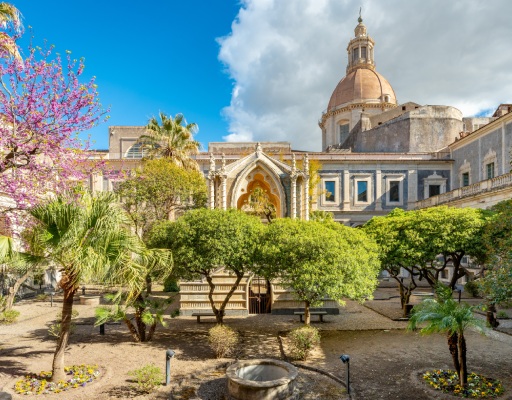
left=463, top=281, right=480, bottom=298
left=0, top=309, right=20, bottom=324
left=208, top=324, right=238, bottom=358
left=497, top=310, right=509, bottom=319
left=163, top=275, right=180, bottom=292
left=36, top=293, right=49, bottom=302
left=128, top=363, right=162, bottom=393
left=288, top=325, right=321, bottom=361
left=48, top=310, right=79, bottom=338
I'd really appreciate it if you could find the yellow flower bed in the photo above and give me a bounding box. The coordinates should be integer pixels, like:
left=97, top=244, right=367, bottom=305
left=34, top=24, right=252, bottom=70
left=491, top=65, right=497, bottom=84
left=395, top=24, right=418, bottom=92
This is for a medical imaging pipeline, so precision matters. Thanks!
left=14, top=364, right=100, bottom=395
left=423, top=370, right=504, bottom=398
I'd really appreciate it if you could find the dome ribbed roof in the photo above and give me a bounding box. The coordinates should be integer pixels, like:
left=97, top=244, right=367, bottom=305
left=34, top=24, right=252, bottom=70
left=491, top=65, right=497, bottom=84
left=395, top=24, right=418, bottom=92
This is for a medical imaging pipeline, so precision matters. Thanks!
left=327, top=68, right=397, bottom=111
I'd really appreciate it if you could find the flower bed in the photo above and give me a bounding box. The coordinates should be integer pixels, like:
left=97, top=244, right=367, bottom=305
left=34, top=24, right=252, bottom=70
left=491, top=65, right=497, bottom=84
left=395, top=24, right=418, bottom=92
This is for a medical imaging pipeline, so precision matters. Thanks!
left=14, top=364, right=100, bottom=395
left=423, top=369, right=504, bottom=398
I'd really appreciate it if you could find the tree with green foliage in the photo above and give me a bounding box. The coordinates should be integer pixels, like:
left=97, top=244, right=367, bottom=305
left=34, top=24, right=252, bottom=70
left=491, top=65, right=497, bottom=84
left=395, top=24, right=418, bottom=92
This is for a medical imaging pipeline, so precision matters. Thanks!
left=0, top=235, right=42, bottom=312
left=479, top=199, right=512, bottom=327
left=138, top=112, right=200, bottom=170
left=148, top=209, right=263, bottom=324
left=246, top=186, right=276, bottom=222
left=309, top=210, right=334, bottom=222
left=259, top=219, right=380, bottom=325
left=365, top=207, right=487, bottom=316
left=115, top=158, right=207, bottom=237
left=27, top=191, right=169, bottom=381
left=408, top=283, right=484, bottom=387
left=364, top=208, right=426, bottom=315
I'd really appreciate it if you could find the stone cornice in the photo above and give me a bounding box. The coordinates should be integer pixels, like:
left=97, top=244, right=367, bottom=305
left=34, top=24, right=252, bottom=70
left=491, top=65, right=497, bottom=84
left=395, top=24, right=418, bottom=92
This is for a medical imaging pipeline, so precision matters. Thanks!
left=319, top=102, right=397, bottom=128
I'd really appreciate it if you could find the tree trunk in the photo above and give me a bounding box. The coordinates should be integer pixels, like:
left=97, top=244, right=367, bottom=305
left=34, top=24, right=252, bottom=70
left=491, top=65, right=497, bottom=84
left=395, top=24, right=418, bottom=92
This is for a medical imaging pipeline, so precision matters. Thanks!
left=216, top=272, right=244, bottom=325
left=134, top=298, right=146, bottom=342
left=304, top=300, right=311, bottom=325
left=458, top=333, right=468, bottom=386
left=486, top=303, right=500, bottom=328
left=145, top=274, right=152, bottom=295
left=4, top=270, right=30, bottom=311
left=205, top=275, right=224, bottom=324
left=447, top=332, right=460, bottom=373
left=147, top=321, right=157, bottom=341
left=123, top=316, right=142, bottom=342
left=51, top=288, right=76, bottom=382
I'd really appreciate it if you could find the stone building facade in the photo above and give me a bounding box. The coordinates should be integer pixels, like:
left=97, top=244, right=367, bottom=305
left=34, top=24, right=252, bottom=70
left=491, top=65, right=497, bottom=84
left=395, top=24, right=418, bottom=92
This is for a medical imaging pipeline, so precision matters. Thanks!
left=95, top=17, right=512, bottom=315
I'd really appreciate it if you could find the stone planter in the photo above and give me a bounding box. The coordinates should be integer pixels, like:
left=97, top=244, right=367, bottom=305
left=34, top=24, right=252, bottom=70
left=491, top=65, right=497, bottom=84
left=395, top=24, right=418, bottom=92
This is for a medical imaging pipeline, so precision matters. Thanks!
left=79, top=295, right=101, bottom=306
left=226, top=359, right=298, bottom=400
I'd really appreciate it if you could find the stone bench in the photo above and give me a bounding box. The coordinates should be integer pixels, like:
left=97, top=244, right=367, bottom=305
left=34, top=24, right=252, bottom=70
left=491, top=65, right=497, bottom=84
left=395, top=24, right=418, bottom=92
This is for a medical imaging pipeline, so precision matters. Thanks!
left=191, top=312, right=216, bottom=323
left=294, top=311, right=328, bottom=323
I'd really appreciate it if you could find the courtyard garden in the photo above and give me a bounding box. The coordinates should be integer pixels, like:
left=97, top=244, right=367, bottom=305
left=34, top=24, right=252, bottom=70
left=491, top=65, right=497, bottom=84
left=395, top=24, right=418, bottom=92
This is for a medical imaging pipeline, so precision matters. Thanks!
left=1, top=282, right=511, bottom=399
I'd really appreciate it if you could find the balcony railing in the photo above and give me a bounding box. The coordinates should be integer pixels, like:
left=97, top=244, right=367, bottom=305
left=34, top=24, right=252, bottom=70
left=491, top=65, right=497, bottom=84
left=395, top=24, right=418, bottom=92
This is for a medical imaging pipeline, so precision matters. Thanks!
left=416, top=171, right=512, bottom=209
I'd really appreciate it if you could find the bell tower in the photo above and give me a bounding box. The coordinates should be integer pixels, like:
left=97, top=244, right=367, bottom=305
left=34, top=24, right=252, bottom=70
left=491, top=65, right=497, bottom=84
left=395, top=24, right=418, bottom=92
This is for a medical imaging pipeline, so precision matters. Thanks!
left=346, top=12, right=375, bottom=74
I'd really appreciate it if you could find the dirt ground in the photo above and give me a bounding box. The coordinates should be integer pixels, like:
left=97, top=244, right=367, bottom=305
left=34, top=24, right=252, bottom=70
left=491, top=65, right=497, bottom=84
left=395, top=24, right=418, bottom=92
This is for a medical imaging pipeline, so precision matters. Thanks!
left=0, top=283, right=511, bottom=400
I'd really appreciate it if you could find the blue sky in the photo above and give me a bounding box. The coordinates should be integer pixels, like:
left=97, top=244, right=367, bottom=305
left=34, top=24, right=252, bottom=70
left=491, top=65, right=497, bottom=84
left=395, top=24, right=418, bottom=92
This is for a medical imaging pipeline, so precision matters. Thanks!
left=13, top=1, right=241, bottom=150
left=11, top=1, right=512, bottom=152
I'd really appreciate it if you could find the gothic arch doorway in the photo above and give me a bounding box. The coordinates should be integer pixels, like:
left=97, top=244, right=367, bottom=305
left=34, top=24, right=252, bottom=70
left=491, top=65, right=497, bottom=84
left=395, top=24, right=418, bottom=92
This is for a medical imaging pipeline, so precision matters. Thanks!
left=248, top=276, right=272, bottom=314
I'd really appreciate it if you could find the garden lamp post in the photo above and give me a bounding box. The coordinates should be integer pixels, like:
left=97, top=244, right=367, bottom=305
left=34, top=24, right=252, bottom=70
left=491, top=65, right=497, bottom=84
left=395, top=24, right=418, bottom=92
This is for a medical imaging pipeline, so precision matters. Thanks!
left=340, top=354, right=350, bottom=395
left=165, top=349, right=175, bottom=386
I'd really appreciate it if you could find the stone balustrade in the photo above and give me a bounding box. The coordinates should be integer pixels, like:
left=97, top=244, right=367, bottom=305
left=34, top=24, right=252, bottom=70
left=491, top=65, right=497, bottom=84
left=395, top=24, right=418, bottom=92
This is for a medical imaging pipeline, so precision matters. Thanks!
left=415, top=171, right=512, bottom=209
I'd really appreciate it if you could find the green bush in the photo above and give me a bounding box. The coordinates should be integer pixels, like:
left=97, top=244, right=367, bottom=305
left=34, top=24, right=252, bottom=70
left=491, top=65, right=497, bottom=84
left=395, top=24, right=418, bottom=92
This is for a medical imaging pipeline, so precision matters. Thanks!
left=128, top=363, right=162, bottom=393
left=36, top=293, right=49, bottom=302
left=163, top=275, right=180, bottom=293
left=464, top=280, right=480, bottom=298
left=0, top=309, right=20, bottom=324
left=497, top=310, right=509, bottom=319
left=288, top=325, right=320, bottom=361
left=209, top=324, right=238, bottom=358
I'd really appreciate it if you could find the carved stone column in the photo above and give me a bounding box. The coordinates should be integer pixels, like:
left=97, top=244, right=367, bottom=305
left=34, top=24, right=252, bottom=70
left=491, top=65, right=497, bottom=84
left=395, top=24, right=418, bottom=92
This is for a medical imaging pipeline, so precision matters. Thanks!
left=209, top=177, right=215, bottom=209
left=304, top=176, right=310, bottom=220
left=291, top=177, right=297, bottom=219
left=221, top=176, right=227, bottom=210
left=208, top=154, right=216, bottom=210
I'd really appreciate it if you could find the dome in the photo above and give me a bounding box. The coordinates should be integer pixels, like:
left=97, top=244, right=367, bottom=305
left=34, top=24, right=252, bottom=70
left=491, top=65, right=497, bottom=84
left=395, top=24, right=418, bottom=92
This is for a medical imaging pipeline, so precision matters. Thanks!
left=327, top=68, right=397, bottom=111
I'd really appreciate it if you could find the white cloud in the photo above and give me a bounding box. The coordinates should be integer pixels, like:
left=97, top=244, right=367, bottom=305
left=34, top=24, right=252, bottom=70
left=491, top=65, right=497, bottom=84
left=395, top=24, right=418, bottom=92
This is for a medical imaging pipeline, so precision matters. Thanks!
left=218, top=0, right=512, bottom=151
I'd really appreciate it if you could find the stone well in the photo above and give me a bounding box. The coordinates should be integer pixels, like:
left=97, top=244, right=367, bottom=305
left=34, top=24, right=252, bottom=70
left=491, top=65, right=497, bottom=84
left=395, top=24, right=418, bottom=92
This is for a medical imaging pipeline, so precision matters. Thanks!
left=79, top=295, right=101, bottom=306
left=226, top=359, right=298, bottom=400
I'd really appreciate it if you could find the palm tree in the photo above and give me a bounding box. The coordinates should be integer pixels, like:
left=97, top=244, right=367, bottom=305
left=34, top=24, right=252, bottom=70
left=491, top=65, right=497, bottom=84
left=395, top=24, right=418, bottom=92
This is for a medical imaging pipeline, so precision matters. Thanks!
left=138, top=112, right=200, bottom=170
left=27, top=191, right=159, bottom=382
left=408, top=284, right=484, bottom=387
left=0, top=2, right=22, bottom=60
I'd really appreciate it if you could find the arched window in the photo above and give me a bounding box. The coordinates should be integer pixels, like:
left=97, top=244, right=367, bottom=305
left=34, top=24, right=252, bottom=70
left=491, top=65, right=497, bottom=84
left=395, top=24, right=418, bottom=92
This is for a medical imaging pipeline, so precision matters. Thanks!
left=124, top=142, right=148, bottom=159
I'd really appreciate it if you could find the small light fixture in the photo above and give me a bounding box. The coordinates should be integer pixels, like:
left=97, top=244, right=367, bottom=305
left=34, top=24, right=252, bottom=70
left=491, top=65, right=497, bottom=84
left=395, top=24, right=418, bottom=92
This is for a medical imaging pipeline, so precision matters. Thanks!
left=165, top=349, right=175, bottom=386
left=340, top=354, right=350, bottom=395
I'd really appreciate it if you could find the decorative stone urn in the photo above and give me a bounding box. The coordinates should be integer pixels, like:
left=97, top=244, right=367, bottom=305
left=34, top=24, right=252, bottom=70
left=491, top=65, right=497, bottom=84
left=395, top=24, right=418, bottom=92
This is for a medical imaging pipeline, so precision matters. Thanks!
left=226, top=359, right=299, bottom=400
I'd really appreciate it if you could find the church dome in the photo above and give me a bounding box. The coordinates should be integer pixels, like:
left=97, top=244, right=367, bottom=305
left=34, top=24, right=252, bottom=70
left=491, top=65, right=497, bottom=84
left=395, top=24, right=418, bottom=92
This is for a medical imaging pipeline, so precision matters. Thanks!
left=327, top=68, right=397, bottom=111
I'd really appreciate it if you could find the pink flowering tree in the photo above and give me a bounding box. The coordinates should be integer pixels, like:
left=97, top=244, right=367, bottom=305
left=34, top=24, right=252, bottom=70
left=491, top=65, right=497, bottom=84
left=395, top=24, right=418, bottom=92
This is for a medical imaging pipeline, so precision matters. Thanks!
left=0, top=25, right=107, bottom=312
left=0, top=43, right=107, bottom=212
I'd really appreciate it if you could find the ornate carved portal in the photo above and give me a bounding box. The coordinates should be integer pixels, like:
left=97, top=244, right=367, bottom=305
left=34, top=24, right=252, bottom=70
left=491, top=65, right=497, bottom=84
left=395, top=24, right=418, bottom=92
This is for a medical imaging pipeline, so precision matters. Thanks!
left=237, top=172, right=281, bottom=219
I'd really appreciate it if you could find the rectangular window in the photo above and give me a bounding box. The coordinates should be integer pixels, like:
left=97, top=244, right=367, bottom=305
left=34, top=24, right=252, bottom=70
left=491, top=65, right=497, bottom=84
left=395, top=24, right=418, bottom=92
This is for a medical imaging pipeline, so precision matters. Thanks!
left=389, top=181, right=400, bottom=202
left=339, top=124, right=349, bottom=143
left=357, top=181, right=368, bottom=202
left=352, top=48, right=358, bottom=62
left=103, top=177, right=109, bottom=192
left=324, top=181, right=335, bottom=202
left=462, top=172, right=469, bottom=187
left=429, top=184, right=441, bottom=197
left=486, top=162, right=495, bottom=179
left=361, top=46, right=367, bottom=59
